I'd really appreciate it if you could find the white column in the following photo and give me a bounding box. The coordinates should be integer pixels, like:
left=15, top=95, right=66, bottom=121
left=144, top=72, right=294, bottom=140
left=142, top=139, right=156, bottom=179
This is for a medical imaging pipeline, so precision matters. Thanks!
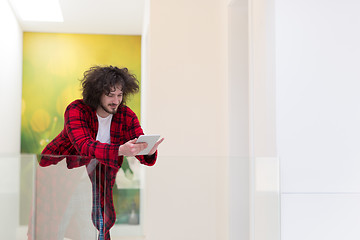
left=0, top=0, right=23, bottom=238
left=249, top=0, right=280, bottom=239
left=144, top=0, right=229, bottom=239
left=228, top=0, right=250, bottom=240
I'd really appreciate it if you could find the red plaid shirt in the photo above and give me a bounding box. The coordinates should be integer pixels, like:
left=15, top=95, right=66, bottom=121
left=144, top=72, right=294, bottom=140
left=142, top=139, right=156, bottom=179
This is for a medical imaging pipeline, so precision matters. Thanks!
left=40, top=99, right=157, bottom=239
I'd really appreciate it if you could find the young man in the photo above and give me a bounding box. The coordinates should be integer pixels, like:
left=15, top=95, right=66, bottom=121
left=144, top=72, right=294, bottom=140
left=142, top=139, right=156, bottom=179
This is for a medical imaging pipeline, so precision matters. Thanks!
left=40, top=65, right=164, bottom=240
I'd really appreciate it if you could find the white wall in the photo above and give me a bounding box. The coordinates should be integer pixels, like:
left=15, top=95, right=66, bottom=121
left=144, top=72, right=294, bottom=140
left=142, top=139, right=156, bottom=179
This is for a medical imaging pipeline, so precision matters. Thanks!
left=143, top=0, right=230, bottom=239
left=0, top=0, right=23, bottom=154
left=0, top=0, right=23, bottom=239
left=145, top=0, right=229, bottom=157
left=276, top=0, right=360, bottom=239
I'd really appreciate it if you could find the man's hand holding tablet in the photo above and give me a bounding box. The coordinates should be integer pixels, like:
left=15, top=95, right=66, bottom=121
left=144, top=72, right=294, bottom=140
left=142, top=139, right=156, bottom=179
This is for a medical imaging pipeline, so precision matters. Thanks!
left=135, top=135, right=164, bottom=155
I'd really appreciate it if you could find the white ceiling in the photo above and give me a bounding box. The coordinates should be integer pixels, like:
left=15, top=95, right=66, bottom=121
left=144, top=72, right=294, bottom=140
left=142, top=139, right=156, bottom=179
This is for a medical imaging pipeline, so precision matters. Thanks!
left=10, top=0, right=145, bottom=35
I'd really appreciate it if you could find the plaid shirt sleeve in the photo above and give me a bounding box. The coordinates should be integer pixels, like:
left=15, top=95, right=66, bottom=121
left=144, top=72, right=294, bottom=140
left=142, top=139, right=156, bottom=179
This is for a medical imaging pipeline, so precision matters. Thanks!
left=120, top=106, right=157, bottom=166
left=65, top=101, right=121, bottom=169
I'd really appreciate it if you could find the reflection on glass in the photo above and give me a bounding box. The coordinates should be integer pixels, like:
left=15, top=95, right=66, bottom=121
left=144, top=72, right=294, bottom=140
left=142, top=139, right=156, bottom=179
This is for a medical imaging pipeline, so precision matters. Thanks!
left=17, top=154, right=143, bottom=240
left=28, top=155, right=96, bottom=239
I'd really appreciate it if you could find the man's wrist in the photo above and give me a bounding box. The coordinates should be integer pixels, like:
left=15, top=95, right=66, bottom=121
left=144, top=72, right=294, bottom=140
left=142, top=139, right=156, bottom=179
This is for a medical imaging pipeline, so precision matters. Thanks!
left=118, top=145, right=123, bottom=156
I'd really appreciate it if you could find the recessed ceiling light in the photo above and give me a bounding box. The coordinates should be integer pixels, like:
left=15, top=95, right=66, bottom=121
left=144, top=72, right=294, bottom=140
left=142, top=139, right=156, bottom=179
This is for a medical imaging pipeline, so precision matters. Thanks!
left=9, top=0, right=64, bottom=22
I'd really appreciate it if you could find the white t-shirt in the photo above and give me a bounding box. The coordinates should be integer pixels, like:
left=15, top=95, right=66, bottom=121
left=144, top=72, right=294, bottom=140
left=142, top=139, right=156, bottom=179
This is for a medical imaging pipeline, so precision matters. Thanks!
left=96, top=114, right=113, bottom=144
left=87, top=114, right=113, bottom=172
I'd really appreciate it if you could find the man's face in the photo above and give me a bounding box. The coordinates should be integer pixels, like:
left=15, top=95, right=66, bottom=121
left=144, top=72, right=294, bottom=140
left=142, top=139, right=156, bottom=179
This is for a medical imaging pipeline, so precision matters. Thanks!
left=98, top=84, right=123, bottom=117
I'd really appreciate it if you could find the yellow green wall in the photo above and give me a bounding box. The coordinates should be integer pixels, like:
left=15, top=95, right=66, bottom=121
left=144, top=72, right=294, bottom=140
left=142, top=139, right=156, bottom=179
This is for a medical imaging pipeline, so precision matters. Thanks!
left=21, top=32, right=141, bottom=153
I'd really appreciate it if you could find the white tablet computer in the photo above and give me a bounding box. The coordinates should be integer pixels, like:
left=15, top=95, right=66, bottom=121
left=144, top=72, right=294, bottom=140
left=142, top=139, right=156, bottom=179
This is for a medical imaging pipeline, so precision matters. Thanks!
left=136, top=134, right=161, bottom=155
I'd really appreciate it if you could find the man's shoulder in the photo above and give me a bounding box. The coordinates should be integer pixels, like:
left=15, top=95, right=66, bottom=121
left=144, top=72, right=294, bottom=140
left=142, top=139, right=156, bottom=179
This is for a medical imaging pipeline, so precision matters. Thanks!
left=115, top=105, right=138, bottom=120
left=118, top=105, right=136, bottom=115
left=66, top=99, right=93, bottom=112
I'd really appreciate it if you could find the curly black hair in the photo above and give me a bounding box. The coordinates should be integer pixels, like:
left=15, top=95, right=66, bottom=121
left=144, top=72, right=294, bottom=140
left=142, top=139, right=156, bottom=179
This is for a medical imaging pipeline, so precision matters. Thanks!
left=81, top=65, right=139, bottom=109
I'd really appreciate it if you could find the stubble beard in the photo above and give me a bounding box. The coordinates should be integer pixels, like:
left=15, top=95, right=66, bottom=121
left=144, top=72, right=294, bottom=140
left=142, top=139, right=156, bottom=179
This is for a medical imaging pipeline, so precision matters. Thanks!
left=100, top=103, right=118, bottom=115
